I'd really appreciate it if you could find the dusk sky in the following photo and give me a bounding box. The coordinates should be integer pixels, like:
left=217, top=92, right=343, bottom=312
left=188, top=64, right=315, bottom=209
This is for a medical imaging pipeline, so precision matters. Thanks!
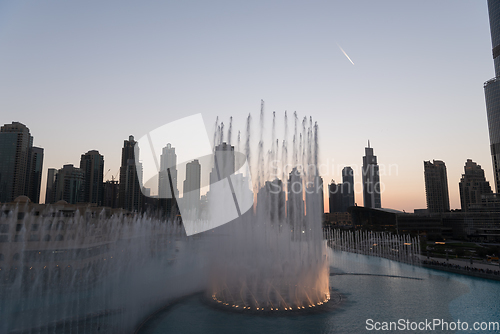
left=0, top=1, right=494, bottom=212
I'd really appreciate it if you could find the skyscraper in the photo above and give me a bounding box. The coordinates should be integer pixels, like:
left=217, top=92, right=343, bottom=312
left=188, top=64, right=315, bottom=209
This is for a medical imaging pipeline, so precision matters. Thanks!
left=45, top=168, right=58, bottom=204
left=26, top=146, right=44, bottom=203
left=183, top=159, right=201, bottom=211
left=210, top=142, right=235, bottom=188
left=118, top=135, right=143, bottom=212
left=424, top=160, right=450, bottom=213
left=328, top=180, right=343, bottom=213
left=0, top=122, right=43, bottom=203
left=341, top=166, right=355, bottom=211
left=287, top=167, right=304, bottom=222
left=362, top=141, right=381, bottom=208
left=53, top=164, right=85, bottom=204
left=484, top=0, right=500, bottom=192
left=103, top=180, right=119, bottom=208
left=80, top=150, right=104, bottom=205
left=306, top=175, right=323, bottom=218
left=459, top=159, right=492, bottom=212
left=159, top=143, right=178, bottom=199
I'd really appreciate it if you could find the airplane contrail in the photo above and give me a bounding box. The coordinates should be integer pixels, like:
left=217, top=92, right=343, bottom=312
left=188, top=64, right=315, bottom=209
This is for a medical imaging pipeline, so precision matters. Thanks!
left=337, top=44, right=355, bottom=65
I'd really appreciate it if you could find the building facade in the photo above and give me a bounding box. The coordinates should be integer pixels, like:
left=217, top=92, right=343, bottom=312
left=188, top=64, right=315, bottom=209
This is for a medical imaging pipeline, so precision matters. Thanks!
left=183, top=159, right=201, bottom=211
left=45, top=168, right=58, bottom=204
left=118, top=136, right=143, bottom=212
left=158, top=143, right=178, bottom=199
left=328, top=180, right=343, bottom=213
left=209, top=142, right=235, bottom=188
left=0, top=122, right=43, bottom=203
left=362, top=142, right=381, bottom=208
left=484, top=0, right=500, bottom=193
left=54, top=164, right=85, bottom=204
left=459, top=159, right=492, bottom=212
left=287, top=167, right=304, bottom=222
left=341, top=166, right=355, bottom=211
left=80, top=150, right=104, bottom=205
left=26, top=146, right=44, bottom=203
left=424, top=160, right=450, bottom=213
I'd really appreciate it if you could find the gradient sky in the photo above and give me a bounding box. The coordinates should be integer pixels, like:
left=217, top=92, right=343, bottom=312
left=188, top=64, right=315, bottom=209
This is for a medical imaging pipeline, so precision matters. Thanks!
left=0, top=1, right=494, bottom=212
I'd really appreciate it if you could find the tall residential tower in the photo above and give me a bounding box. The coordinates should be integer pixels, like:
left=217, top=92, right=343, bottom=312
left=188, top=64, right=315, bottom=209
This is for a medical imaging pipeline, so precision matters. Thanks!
left=80, top=150, right=104, bottom=205
left=0, top=122, right=44, bottom=203
left=459, top=159, right=492, bottom=212
left=484, top=0, right=500, bottom=192
left=424, top=160, right=450, bottom=213
left=362, top=141, right=381, bottom=208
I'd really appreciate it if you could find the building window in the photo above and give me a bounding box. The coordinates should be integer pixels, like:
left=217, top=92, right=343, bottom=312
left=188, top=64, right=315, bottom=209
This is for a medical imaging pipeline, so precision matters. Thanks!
left=43, top=234, right=51, bottom=241
left=0, top=235, right=8, bottom=243
left=0, top=224, right=8, bottom=233
left=55, top=234, right=64, bottom=241
left=31, top=224, right=39, bottom=231
left=15, top=224, right=23, bottom=232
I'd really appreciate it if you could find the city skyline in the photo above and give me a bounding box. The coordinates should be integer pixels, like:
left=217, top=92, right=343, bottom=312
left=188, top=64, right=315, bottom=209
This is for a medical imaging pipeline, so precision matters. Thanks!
left=0, top=1, right=494, bottom=212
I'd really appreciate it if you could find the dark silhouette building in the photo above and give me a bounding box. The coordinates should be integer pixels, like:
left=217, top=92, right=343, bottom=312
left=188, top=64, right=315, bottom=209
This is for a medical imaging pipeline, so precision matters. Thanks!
left=0, top=122, right=44, bottom=203
left=328, top=180, right=343, bottom=213
left=118, top=135, right=143, bottom=212
left=26, top=146, right=44, bottom=203
left=45, top=168, right=57, bottom=204
left=362, top=141, right=381, bottom=208
left=424, top=160, right=450, bottom=213
left=484, top=0, right=500, bottom=192
left=459, top=159, right=492, bottom=212
left=53, top=164, right=85, bottom=204
left=341, top=166, right=355, bottom=211
left=80, top=150, right=104, bottom=205
left=103, top=180, right=119, bottom=208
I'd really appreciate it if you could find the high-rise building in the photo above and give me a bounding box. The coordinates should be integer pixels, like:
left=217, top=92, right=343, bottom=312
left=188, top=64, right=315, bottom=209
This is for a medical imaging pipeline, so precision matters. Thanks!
left=118, top=135, right=143, bottom=212
left=54, top=164, right=85, bottom=204
left=341, top=166, right=355, bottom=211
left=159, top=143, right=178, bottom=199
left=183, top=159, right=201, bottom=211
left=459, top=159, right=493, bottom=212
left=0, top=122, right=43, bottom=203
left=424, top=160, right=450, bottom=213
left=209, top=142, right=235, bottom=189
left=362, top=141, right=381, bottom=208
left=328, top=180, right=343, bottom=213
left=103, top=180, right=119, bottom=208
left=306, top=175, right=323, bottom=217
left=484, top=0, right=500, bottom=193
left=287, top=167, right=304, bottom=222
left=26, top=146, right=44, bottom=203
left=80, top=150, right=104, bottom=205
left=45, top=168, right=58, bottom=204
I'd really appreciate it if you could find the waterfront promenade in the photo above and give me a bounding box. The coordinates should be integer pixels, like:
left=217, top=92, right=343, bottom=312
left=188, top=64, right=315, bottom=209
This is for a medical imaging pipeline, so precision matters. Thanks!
left=417, top=254, right=500, bottom=281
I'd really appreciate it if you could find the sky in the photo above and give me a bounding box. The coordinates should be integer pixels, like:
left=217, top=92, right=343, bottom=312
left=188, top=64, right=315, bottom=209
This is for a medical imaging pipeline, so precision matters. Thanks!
left=0, top=0, right=494, bottom=212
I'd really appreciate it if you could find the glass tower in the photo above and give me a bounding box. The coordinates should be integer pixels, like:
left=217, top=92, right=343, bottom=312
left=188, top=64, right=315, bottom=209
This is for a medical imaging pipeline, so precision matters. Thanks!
left=484, top=0, right=500, bottom=192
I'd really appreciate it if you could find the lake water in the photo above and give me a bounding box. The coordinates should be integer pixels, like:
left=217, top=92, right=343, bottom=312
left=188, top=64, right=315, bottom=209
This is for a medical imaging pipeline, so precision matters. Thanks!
left=140, top=249, right=500, bottom=334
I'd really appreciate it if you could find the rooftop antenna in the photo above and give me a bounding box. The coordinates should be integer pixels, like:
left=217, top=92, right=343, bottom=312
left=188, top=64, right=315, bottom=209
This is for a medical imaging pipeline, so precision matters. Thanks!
left=368, top=139, right=370, bottom=148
